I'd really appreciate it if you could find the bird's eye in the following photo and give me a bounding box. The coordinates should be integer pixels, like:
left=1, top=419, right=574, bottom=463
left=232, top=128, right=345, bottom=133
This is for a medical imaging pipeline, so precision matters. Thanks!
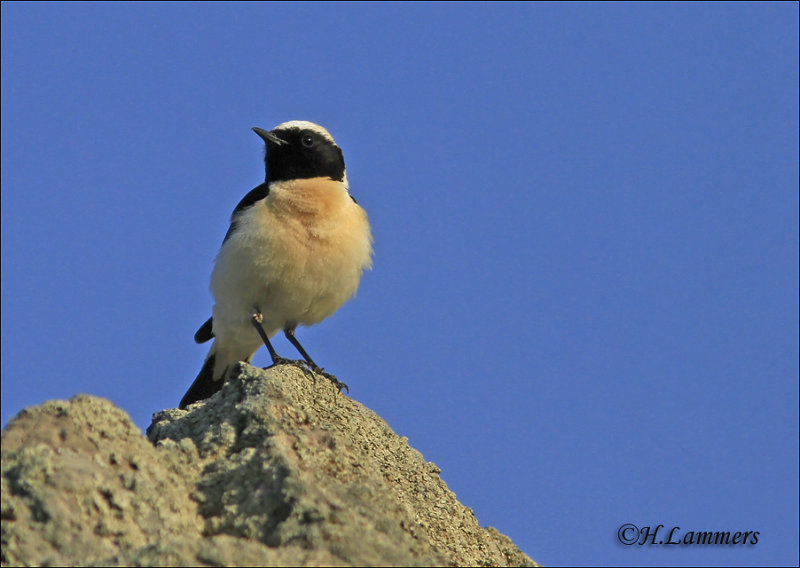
left=301, top=133, right=315, bottom=148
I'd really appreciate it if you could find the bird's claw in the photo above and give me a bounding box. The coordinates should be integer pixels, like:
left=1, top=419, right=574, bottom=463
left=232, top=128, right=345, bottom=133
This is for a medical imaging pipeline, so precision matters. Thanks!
left=267, top=358, right=348, bottom=394
left=314, top=368, right=349, bottom=394
left=268, top=357, right=314, bottom=377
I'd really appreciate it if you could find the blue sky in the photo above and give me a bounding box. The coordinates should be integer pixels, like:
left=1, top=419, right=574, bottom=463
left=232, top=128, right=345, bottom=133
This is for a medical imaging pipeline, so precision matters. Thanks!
left=2, top=2, right=797, bottom=566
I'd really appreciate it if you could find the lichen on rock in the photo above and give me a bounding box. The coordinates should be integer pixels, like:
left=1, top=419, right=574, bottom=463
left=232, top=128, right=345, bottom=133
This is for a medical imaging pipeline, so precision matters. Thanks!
left=2, top=364, right=536, bottom=567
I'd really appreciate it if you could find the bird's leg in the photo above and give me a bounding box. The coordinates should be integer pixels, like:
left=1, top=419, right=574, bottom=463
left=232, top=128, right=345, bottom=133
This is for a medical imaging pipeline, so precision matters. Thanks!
left=250, top=312, right=308, bottom=370
left=250, top=312, right=279, bottom=361
left=283, top=328, right=349, bottom=393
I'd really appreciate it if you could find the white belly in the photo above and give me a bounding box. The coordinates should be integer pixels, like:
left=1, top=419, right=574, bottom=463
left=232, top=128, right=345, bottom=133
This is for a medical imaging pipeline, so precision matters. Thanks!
left=208, top=177, right=373, bottom=354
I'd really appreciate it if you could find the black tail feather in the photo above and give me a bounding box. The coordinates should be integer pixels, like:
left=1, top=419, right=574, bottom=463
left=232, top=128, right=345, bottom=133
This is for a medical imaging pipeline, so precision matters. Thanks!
left=194, top=317, right=214, bottom=343
left=180, top=353, right=225, bottom=409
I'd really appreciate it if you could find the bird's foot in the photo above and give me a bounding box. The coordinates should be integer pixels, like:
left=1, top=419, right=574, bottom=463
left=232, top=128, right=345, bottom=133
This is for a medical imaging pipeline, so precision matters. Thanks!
left=266, top=356, right=348, bottom=393
left=268, top=357, right=314, bottom=376
left=311, top=367, right=349, bottom=394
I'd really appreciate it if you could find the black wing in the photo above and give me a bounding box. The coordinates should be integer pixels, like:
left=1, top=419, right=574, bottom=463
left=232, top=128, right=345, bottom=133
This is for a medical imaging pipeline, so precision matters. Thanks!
left=196, top=182, right=272, bottom=345
left=222, top=182, right=270, bottom=244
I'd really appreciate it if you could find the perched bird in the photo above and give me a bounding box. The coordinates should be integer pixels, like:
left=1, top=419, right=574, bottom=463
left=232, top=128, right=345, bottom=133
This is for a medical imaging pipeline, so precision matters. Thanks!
left=180, top=121, right=373, bottom=409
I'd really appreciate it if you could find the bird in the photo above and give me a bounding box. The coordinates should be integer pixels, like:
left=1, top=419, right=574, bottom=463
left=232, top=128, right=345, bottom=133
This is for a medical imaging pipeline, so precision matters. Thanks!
left=179, top=120, right=373, bottom=409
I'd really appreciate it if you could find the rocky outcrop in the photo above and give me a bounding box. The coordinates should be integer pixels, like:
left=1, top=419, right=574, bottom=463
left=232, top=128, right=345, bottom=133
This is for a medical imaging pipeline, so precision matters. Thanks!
left=1, top=364, right=536, bottom=566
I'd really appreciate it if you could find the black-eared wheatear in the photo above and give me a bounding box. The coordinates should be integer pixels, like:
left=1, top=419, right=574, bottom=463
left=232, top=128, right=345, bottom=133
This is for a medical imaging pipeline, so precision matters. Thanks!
left=180, top=121, right=373, bottom=409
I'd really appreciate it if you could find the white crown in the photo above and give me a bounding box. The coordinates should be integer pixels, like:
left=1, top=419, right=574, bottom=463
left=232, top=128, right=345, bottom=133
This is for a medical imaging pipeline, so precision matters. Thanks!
left=272, top=120, right=336, bottom=144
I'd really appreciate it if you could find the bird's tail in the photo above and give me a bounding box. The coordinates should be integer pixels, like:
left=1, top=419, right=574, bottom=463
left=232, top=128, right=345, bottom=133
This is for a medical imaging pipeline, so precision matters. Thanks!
left=180, top=343, right=227, bottom=409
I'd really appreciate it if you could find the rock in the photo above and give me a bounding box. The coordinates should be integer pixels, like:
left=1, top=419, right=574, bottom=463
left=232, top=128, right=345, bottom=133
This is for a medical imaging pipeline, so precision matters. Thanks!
left=1, top=364, right=536, bottom=567
left=1, top=394, right=205, bottom=566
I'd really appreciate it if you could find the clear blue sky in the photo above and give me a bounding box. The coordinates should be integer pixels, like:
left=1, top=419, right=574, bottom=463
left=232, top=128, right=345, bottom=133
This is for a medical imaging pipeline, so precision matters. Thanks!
left=2, top=3, right=798, bottom=566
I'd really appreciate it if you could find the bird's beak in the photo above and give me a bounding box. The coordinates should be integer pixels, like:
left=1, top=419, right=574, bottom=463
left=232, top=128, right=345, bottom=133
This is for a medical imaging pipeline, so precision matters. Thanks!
left=252, top=127, right=287, bottom=147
